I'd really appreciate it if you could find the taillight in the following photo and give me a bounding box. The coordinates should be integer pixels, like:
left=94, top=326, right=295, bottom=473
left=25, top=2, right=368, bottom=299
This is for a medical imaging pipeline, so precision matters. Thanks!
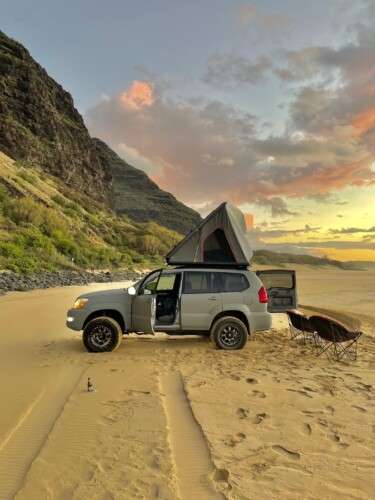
left=258, top=286, right=268, bottom=303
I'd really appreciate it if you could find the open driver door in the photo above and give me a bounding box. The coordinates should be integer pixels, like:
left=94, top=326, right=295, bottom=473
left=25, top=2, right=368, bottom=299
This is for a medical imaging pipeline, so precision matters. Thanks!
left=132, top=294, right=156, bottom=333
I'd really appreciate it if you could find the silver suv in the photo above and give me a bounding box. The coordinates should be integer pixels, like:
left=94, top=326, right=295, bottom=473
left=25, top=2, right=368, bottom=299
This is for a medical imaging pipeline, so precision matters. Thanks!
left=66, top=267, right=296, bottom=352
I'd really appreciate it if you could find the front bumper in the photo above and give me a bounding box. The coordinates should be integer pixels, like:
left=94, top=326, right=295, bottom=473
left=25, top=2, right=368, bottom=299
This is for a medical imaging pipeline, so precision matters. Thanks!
left=66, top=308, right=86, bottom=331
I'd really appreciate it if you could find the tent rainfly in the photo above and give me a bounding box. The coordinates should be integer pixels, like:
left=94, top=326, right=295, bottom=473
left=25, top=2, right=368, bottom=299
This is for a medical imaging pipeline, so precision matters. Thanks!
left=166, top=202, right=253, bottom=266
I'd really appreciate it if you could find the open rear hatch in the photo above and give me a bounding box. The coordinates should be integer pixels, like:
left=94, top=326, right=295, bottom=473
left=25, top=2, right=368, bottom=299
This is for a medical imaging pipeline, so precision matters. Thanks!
left=256, top=270, right=297, bottom=313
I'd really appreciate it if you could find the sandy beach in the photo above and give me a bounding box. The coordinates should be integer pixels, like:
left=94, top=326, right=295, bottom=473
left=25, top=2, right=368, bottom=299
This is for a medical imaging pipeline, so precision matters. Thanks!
left=1, top=266, right=375, bottom=500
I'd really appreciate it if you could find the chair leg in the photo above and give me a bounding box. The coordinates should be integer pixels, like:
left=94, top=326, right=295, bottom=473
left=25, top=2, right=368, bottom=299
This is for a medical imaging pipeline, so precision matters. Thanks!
left=289, top=320, right=302, bottom=341
left=316, top=340, right=334, bottom=358
left=312, top=332, right=321, bottom=348
left=335, top=339, right=359, bottom=361
left=306, top=331, right=318, bottom=346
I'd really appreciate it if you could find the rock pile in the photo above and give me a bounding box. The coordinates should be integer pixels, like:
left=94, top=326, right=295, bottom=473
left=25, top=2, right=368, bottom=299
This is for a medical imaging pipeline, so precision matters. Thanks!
left=0, top=270, right=143, bottom=295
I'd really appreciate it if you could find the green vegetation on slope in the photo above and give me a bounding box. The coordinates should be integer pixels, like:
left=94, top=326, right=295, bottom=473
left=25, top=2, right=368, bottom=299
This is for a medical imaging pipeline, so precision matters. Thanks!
left=0, top=152, right=180, bottom=273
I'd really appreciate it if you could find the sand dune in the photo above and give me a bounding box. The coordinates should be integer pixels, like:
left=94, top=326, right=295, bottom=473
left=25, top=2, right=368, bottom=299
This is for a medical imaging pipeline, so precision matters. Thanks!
left=0, top=267, right=374, bottom=499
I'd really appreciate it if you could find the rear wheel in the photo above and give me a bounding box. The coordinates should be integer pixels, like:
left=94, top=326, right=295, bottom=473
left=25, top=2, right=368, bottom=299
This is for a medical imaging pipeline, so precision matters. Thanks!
left=210, top=316, right=248, bottom=350
left=83, top=317, right=122, bottom=353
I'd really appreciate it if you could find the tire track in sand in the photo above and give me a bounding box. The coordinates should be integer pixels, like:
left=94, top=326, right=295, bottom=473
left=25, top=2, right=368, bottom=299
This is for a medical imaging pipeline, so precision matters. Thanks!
left=160, top=372, right=224, bottom=500
left=0, top=366, right=84, bottom=500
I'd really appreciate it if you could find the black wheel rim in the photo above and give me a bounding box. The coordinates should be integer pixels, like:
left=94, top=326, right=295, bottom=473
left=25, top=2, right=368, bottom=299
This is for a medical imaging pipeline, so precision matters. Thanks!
left=218, top=324, right=242, bottom=347
left=90, top=324, right=113, bottom=348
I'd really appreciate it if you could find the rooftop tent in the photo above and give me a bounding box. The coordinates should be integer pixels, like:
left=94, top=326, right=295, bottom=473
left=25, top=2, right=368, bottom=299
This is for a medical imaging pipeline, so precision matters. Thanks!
left=166, top=202, right=253, bottom=266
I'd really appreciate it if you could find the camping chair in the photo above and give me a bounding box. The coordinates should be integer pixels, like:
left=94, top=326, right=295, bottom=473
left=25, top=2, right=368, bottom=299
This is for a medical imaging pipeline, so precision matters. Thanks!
left=286, top=310, right=317, bottom=346
left=309, top=315, right=362, bottom=361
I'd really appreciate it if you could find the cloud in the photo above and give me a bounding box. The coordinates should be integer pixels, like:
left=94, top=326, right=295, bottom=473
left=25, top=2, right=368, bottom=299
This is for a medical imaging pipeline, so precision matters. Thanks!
left=86, top=75, right=375, bottom=209
left=255, top=224, right=321, bottom=238
left=275, top=23, right=375, bottom=147
left=306, top=193, right=349, bottom=205
left=235, top=4, right=290, bottom=31
left=202, top=54, right=272, bottom=87
left=88, top=13, right=375, bottom=211
left=246, top=226, right=323, bottom=256
left=120, top=81, right=154, bottom=110
left=329, top=226, right=375, bottom=234
left=87, top=86, right=264, bottom=205
left=254, top=196, right=298, bottom=217
left=293, top=240, right=375, bottom=250
left=236, top=4, right=257, bottom=27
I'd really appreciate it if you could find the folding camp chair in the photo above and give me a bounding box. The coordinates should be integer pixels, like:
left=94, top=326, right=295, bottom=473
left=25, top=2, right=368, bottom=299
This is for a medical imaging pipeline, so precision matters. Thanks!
left=286, top=310, right=318, bottom=346
left=309, top=315, right=362, bottom=361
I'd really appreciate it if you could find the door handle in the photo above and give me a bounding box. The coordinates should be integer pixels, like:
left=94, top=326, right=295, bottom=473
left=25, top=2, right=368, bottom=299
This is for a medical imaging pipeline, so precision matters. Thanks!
left=208, top=296, right=217, bottom=301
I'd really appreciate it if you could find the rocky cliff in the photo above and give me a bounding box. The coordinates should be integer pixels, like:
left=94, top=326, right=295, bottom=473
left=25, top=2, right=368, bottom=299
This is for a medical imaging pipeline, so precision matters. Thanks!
left=0, top=30, right=201, bottom=234
left=93, top=139, right=200, bottom=234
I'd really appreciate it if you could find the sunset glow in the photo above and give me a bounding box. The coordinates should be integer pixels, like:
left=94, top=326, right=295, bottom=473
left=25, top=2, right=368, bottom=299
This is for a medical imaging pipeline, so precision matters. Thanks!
left=83, top=1, right=375, bottom=262
left=120, top=81, right=154, bottom=110
left=352, top=107, right=375, bottom=136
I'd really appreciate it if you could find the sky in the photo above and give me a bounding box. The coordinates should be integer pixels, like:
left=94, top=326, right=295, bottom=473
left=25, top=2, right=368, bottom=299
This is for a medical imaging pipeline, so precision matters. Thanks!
left=2, top=0, right=375, bottom=260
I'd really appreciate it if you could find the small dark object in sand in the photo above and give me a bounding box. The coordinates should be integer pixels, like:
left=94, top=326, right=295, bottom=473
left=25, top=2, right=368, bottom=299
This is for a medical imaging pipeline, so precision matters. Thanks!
left=87, top=377, right=95, bottom=392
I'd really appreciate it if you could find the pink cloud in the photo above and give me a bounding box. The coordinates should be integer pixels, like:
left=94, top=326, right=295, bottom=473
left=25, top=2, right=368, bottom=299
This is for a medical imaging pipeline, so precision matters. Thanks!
left=120, top=81, right=154, bottom=110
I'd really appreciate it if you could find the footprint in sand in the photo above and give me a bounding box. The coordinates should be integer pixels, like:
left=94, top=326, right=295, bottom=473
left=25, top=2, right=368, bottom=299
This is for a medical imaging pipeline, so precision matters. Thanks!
left=246, top=377, right=258, bottom=384
left=213, top=468, right=230, bottom=482
left=212, top=467, right=232, bottom=493
left=237, top=408, right=249, bottom=419
left=272, top=445, right=301, bottom=461
left=225, top=433, right=246, bottom=447
left=303, top=386, right=318, bottom=393
left=253, top=413, right=268, bottom=424
left=326, top=405, right=335, bottom=415
left=251, top=462, right=269, bottom=475
left=359, top=382, right=373, bottom=392
left=303, top=423, right=312, bottom=435
left=252, top=390, right=266, bottom=398
left=303, top=409, right=324, bottom=416
left=318, top=418, right=329, bottom=427
left=328, top=432, right=350, bottom=448
left=329, top=432, right=341, bottom=443
left=352, top=405, right=367, bottom=413
left=287, top=389, right=313, bottom=398
left=230, top=374, right=241, bottom=381
left=192, top=381, right=206, bottom=388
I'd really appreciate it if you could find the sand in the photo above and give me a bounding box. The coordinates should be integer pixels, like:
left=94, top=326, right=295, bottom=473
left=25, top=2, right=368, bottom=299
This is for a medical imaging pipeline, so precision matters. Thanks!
left=0, top=267, right=375, bottom=499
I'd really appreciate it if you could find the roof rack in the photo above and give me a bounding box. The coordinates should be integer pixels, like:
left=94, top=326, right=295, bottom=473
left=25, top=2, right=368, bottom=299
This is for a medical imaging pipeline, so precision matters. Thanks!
left=174, top=264, right=249, bottom=270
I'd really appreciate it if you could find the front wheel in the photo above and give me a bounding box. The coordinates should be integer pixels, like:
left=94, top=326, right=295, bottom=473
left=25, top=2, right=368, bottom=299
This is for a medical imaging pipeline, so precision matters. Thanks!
left=83, top=317, right=122, bottom=353
left=210, top=316, right=248, bottom=350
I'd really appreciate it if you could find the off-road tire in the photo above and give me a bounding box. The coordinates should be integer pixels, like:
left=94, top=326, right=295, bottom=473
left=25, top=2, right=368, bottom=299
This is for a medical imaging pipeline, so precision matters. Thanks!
left=83, top=316, right=122, bottom=353
left=210, top=316, right=248, bottom=350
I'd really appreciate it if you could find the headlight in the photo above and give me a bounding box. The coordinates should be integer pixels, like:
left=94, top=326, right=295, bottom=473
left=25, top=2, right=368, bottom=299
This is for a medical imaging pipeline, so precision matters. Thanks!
left=73, top=298, right=88, bottom=310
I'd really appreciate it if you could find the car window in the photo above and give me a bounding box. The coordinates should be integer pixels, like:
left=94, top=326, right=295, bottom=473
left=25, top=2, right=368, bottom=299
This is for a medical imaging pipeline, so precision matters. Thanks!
left=183, top=272, right=213, bottom=294
left=156, top=273, right=177, bottom=291
left=218, top=273, right=249, bottom=292
left=139, top=271, right=160, bottom=295
left=260, top=272, right=293, bottom=289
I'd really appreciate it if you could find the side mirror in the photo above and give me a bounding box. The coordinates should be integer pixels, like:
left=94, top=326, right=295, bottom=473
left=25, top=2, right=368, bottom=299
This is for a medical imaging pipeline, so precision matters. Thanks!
left=127, top=286, right=136, bottom=296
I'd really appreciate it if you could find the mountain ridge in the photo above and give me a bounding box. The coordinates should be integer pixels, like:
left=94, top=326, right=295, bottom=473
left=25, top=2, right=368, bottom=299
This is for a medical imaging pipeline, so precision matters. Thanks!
left=92, top=138, right=200, bottom=234
left=0, top=29, right=201, bottom=234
